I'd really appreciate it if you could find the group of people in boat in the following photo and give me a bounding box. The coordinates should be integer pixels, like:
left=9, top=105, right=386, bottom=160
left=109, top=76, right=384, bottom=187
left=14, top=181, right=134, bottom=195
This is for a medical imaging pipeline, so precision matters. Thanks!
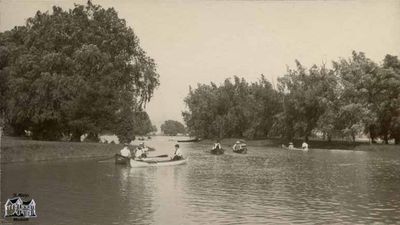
left=119, top=142, right=183, bottom=161
left=210, top=140, right=247, bottom=154
left=120, top=142, right=149, bottom=159
left=284, top=141, right=309, bottom=151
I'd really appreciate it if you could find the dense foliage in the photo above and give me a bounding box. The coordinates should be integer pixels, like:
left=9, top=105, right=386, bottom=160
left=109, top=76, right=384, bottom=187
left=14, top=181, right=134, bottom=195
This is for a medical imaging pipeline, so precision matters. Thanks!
left=0, top=2, right=159, bottom=142
left=183, top=52, right=400, bottom=144
left=183, top=76, right=280, bottom=139
left=161, top=120, right=186, bottom=136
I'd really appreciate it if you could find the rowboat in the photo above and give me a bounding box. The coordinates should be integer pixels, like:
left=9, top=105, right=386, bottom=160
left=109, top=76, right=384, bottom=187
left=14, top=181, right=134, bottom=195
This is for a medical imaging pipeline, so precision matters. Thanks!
left=210, top=148, right=224, bottom=155
left=129, top=158, right=188, bottom=168
left=281, top=145, right=309, bottom=152
left=115, top=154, right=130, bottom=165
left=233, top=148, right=247, bottom=154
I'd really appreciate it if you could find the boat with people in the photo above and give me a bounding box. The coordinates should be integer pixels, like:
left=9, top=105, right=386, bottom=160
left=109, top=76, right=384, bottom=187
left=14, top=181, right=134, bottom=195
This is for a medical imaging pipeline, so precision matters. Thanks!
left=129, top=158, right=188, bottom=168
left=232, top=140, right=247, bottom=154
left=281, top=144, right=309, bottom=152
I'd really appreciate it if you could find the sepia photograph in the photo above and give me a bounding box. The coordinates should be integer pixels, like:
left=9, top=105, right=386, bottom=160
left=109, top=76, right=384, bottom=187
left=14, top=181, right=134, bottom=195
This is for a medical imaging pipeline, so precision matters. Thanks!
left=1, top=0, right=400, bottom=224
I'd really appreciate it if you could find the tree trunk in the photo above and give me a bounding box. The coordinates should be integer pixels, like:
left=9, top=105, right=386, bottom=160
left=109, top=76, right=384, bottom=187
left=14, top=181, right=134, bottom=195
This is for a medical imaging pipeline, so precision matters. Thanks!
left=369, top=125, right=376, bottom=143
left=71, top=131, right=82, bottom=142
left=86, top=132, right=100, bottom=142
left=384, top=134, right=389, bottom=144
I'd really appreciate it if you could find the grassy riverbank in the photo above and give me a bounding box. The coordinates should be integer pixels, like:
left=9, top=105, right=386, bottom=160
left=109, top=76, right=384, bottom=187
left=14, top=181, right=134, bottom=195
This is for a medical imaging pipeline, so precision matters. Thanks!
left=199, top=138, right=398, bottom=151
left=1, top=136, right=122, bottom=163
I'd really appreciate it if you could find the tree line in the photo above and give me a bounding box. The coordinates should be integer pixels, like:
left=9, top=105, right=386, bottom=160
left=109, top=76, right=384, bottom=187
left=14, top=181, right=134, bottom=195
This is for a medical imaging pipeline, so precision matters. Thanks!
left=161, top=120, right=186, bottom=136
left=183, top=52, right=400, bottom=144
left=0, top=2, right=159, bottom=143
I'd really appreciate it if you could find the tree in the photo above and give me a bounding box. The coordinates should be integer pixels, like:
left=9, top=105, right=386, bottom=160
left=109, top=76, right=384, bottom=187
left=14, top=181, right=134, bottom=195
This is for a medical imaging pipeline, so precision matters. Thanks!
left=0, top=2, right=159, bottom=141
left=0, top=46, right=10, bottom=127
left=276, top=61, right=336, bottom=141
left=161, top=120, right=185, bottom=136
left=183, top=75, right=279, bottom=139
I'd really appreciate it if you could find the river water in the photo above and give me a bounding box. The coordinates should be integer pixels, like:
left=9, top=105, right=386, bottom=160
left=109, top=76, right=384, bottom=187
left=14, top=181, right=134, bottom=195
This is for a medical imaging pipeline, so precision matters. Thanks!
left=2, top=136, right=400, bottom=224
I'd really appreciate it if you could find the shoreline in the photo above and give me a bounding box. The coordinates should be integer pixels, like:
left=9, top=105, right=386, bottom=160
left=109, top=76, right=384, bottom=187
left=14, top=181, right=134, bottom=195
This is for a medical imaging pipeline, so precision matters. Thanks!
left=1, top=136, right=124, bottom=163
left=198, top=138, right=398, bottom=151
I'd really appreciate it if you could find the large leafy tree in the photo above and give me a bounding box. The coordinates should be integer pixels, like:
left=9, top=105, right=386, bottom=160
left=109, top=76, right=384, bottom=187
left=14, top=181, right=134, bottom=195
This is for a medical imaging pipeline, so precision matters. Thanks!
left=183, top=76, right=279, bottom=139
left=331, top=51, right=400, bottom=143
left=0, top=2, right=159, bottom=141
left=276, top=61, right=336, bottom=141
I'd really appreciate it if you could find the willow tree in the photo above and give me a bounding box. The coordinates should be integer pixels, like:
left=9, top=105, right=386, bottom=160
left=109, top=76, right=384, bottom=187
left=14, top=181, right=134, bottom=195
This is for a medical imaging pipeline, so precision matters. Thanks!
left=0, top=2, right=159, bottom=141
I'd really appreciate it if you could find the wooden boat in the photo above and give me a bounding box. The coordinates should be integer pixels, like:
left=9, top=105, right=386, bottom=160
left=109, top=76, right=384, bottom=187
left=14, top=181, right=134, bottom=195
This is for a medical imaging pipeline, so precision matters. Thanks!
left=177, top=138, right=200, bottom=143
left=281, top=145, right=309, bottom=152
left=130, top=158, right=188, bottom=168
left=115, top=154, right=130, bottom=165
left=233, top=147, right=247, bottom=154
left=210, top=148, right=224, bottom=155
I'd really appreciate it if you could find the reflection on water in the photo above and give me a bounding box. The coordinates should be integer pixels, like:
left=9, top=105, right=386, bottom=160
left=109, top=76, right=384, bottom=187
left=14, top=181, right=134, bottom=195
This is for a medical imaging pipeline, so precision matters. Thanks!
left=2, top=137, right=400, bottom=224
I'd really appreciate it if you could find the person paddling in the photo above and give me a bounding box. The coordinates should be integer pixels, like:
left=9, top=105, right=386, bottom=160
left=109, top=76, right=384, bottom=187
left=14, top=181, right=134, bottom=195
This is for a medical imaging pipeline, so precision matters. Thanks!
left=120, top=143, right=131, bottom=158
left=232, top=140, right=242, bottom=151
left=172, top=144, right=183, bottom=160
left=134, top=144, right=147, bottom=160
left=302, top=141, right=309, bottom=151
left=213, top=140, right=222, bottom=150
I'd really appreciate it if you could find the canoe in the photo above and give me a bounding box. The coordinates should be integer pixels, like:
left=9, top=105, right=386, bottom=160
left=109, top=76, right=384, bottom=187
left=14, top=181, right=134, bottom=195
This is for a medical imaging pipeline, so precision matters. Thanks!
left=115, top=154, right=130, bottom=165
left=210, top=148, right=224, bottom=155
left=129, top=158, right=188, bottom=168
left=233, top=148, right=247, bottom=154
left=141, top=157, right=171, bottom=162
left=282, top=145, right=309, bottom=152
left=177, top=138, right=200, bottom=143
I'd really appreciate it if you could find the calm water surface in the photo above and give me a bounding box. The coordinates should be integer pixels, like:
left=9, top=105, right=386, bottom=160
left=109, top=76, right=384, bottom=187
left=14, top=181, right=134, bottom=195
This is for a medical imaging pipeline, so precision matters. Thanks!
left=2, top=136, right=400, bottom=224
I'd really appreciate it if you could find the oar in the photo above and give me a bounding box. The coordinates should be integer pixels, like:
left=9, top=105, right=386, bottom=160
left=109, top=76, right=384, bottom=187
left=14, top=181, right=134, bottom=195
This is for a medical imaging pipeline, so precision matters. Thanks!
left=146, top=154, right=168, bottom=158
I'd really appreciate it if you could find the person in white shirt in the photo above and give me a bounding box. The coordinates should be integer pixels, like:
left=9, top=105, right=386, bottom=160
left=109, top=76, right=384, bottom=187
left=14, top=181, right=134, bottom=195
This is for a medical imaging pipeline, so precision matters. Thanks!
left=213, top=141, right=222, bottom=150
left=232, top=141, right=242, bottom=151
left=288, top=142, right=294, bottom=150
left=140, top=142, right=149, bottom=152
left=172, top=144, right=183, bottom=160
left=135, top=144, right=147, bottom=159
left=120, top=144, right=131, bottom=157
left=302, top=142, right=309, bottom=151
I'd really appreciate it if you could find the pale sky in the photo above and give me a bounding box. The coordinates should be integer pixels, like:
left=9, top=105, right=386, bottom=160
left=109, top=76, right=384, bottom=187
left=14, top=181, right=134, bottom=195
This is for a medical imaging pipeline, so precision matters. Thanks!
left=1, top=0, right=400, bottom=128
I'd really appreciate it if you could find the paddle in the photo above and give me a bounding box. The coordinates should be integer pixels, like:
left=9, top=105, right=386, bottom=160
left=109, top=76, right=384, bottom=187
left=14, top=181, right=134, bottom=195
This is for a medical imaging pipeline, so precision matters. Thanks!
left=146, top=154, right=168, bottom=158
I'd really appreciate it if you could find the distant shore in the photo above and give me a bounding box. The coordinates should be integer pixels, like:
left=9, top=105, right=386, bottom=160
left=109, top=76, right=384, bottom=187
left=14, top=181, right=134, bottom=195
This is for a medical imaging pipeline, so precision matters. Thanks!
left=1, top=136, right=122, bottom=163
left=198, top=138, right=399, bottom=151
